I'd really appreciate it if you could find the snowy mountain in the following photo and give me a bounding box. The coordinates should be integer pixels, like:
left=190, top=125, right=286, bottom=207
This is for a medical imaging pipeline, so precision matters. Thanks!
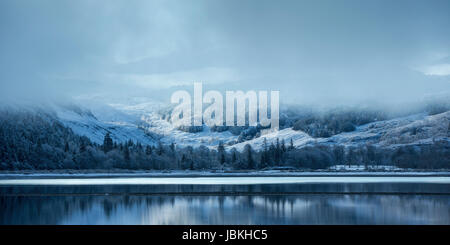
left=1, top=97, right=449, bottom=152
left=72, top=97, right=240, bottom=148
left=231, top=111, right=449, bottom=151
left=0, top=99, right=159, bottom=146
left=51, top=102, right=158, bottom=146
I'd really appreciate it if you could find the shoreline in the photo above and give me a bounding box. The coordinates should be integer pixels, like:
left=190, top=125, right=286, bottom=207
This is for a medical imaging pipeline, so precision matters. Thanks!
left=1, top=169, right=449, bottom=179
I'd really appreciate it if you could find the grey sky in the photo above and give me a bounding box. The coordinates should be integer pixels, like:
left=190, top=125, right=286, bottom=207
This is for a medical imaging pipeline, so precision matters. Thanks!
left=1, top=0, right=449, bottom=106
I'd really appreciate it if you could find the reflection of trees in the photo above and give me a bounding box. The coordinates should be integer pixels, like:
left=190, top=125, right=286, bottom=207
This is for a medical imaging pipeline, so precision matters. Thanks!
left=1, top=183, right=446, bottom=196
left=1, top=185, right=449, bottom=224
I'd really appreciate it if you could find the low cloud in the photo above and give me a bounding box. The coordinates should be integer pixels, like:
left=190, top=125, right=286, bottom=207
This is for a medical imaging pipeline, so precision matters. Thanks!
left=422, top=64, right=450, bottom=76
left=1, top=0, right=450, bottom=106
left=104, top=67, right=240, bottom=89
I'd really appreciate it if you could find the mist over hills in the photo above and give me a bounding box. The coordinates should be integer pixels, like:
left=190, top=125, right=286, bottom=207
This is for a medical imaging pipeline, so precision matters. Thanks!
left=2, top=95, right=449, bottom=148
left=0, top=95, right=448, bottom=171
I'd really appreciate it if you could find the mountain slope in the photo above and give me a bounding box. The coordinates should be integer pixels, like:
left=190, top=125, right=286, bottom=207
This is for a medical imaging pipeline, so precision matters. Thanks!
left=2, top=98, right=448, bottom=152
left=231, top=111, right=450, bottom=151
left=51, top=103, right=158, bottom=146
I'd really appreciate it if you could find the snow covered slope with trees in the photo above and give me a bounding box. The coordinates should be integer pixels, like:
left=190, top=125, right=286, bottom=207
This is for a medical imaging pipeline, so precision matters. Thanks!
left=231, top=111, right=449, bottom=151
left=0, top=99, right=448, bottom=171
left=2, top=96, right=449, bottom=154
left=50, top=103, right=158, bottom=146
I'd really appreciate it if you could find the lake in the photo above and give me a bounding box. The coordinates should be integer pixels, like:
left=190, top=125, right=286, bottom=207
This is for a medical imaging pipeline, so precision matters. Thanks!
left=0, top=176, right=449, bottom=224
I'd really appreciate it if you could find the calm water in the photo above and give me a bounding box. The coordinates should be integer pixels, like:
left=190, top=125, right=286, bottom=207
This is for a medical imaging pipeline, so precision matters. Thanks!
left=0, top=178, right=449, bottom=224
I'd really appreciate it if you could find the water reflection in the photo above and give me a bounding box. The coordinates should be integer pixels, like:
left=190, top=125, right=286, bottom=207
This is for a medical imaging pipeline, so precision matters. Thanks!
left=1, top=182, right=449, bottom=195
left=1, top=184, right=449, bottom=224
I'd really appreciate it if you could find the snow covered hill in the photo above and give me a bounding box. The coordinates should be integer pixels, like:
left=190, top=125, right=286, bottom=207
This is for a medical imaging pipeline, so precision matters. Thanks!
left=2, top=97, right=449, bottom=152
left=231, top=111, right=449, bottom=151
left=72, top=97, right=239, bottom=147
left=51, top=103, right=158, bottom=146
left=50, top=98, right=239, bottom=147
left=60, top=98, right=449, bottom=152
left=1, top=99, right=159, bottom=146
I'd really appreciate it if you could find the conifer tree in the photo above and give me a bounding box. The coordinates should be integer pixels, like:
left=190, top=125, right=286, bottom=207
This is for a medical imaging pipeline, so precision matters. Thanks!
left=124, top=146, right=130, bottom=162
left=217, top=141, right=225, bottom=165
left=103, top=132, right=113, bottom=153
left=244, top=144, right=254, bottom=169
left=145, top=145, right=152, bottom=155
left=64, top=142, right=70, bottom=153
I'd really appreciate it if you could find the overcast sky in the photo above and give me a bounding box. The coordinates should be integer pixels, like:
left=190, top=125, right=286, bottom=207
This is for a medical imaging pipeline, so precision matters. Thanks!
left=1, top=0, right=449, bottom=106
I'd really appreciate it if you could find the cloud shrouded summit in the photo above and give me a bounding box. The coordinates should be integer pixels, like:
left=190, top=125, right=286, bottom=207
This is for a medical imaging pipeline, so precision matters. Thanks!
left=1, top=0, right=449, bottom=105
